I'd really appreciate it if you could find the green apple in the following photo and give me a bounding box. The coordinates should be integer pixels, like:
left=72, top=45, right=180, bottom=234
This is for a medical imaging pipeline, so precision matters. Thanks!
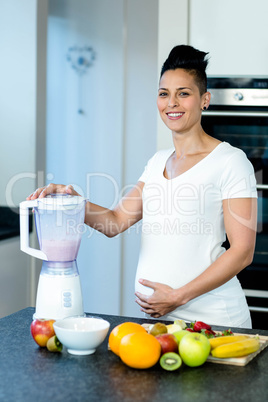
left=172, top=329, right=189, bottom=345
left=179, top=332, right=211, bottom=367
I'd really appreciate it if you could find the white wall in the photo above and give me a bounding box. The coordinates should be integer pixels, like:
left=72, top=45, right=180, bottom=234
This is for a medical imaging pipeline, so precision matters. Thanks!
left=0, top=0, right=47, bottom=316
left=46, top=0, right=158, bottom=317
left=120, top=0, right=158, bottom=316
left=0, top=0, right=47, bottom=207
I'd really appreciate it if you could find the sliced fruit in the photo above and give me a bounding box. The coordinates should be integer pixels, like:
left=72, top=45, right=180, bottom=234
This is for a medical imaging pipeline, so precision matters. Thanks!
left=149, top=322, right=167, bottom=336
left=174, top=319, right=187, bottom=329
left=160, top=352, right=182, bottom=371
left=211, top=338, right=260, bottom=358
left=166, top=324, right=184, bottom=334
left=46, top=335, right=63, bottom=352
left=209, top=335, right=248, bottom=350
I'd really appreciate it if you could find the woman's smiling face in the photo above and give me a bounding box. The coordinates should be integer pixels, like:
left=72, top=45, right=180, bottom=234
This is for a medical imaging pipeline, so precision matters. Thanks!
left=157, top=68, right=209, bottom=135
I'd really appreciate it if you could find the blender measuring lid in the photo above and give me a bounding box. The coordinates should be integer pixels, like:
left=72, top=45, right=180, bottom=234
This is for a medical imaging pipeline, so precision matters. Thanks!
left=37, top=194, right=87, bottom=210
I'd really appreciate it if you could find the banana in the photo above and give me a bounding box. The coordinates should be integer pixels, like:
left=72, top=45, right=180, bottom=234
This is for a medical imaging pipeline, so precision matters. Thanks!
left=209, top=335, right=248, bottom=350
left=211, top=338, right=260, bottom=358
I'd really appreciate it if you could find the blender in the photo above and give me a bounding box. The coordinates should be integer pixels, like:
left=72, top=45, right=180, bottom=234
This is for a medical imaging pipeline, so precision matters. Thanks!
left=20, top=194, right=86, bottom=320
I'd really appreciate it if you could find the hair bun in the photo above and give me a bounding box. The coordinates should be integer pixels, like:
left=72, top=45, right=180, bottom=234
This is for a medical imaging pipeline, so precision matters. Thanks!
left=160, top=45, right=209, bottom=94
left=165, top=45, right=209, bottom=72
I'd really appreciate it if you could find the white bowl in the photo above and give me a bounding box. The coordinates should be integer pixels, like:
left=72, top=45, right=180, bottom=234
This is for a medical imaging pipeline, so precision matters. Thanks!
left=53, top=317, right=110, bottom=355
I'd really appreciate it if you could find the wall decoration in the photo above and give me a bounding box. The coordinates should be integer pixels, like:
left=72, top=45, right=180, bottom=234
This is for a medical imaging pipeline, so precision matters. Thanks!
left=67, top=46, right=96, bottom=114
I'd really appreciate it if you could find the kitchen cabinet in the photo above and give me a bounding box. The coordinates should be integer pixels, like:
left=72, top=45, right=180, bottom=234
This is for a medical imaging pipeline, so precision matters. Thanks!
left=0, top=238, right=31, bottom=318
left=0, top=308, right=267, bottom=401
left=189, top=0, right=268, bottom=76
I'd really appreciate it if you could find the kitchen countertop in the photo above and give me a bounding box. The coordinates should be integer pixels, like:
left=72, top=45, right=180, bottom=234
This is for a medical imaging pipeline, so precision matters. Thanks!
left=0, top=308, right=268, bottom=402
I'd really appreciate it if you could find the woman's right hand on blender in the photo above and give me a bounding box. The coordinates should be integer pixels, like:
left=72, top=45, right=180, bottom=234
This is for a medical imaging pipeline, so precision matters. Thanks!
left=27, top=183, right=80, bottom=200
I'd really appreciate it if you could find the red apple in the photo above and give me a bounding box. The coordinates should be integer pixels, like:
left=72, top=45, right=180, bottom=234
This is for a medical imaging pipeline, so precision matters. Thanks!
left=30, top=319, right=56, bottom=347
left=155, top=333, right=178, bottom=355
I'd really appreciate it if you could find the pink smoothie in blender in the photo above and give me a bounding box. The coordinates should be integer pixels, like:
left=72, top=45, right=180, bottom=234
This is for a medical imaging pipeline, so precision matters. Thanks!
left=41, top=239, right=81, bottom=262
left=35, top=195, right=85, bottom=263
left=20, top=194, right=86, bottom=319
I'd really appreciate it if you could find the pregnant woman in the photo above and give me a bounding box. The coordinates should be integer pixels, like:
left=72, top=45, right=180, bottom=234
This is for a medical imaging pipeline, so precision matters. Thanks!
left=28, top=45, right=257, bottom=328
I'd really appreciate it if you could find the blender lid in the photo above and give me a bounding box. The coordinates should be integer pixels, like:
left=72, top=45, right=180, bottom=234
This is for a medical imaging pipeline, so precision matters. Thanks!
left=37, top=194, right=87, bottom=210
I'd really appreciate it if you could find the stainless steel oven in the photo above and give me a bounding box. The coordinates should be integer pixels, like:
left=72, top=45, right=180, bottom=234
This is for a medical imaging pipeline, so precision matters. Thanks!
left=202, top=77, right=268, bottom=329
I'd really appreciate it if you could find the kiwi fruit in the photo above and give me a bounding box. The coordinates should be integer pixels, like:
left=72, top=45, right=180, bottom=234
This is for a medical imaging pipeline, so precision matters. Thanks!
left=160, top=352, right=182, bottom=371
left=46, top=335, right=63, bottom=352
left=149, top=322, right=167, bottom=336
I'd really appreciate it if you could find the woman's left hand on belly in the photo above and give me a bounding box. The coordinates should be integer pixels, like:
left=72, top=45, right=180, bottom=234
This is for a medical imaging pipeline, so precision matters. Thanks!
left=135, top=279, right=179, bottom=318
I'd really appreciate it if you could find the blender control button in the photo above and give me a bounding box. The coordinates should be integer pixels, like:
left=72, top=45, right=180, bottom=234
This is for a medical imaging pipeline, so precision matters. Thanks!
left=64, top=297, right=71, bottom=302
left=63, top=292, right=71, bottom=297
left=64, top=302, right=72, bottom=307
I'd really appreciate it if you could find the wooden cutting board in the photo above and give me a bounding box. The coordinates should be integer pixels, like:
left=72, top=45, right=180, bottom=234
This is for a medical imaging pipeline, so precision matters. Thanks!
left=141, top=325, right=268, bottom=366
left=206, top=332, right=268, bottom=366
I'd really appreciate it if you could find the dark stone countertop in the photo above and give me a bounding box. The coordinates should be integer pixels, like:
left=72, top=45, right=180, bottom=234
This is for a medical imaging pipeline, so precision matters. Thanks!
left=0, top=307, right=268, bottom=402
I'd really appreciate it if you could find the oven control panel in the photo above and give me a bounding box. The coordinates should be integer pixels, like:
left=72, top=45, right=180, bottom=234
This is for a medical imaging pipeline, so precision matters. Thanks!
left=209, top=88, right=268, bottom=107
left=207, top=77, right=268, bottom=107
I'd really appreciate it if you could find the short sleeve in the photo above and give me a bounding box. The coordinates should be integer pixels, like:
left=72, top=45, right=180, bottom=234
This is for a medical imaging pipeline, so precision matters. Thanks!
left=220, top=150, right=257, bottom=200
left=138, top=148, right=174, bottom=183
left=138, top=152, right=158, bottom=183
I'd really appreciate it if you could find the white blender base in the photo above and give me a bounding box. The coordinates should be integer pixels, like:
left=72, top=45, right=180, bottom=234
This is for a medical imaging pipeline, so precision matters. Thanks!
left=35, top=274, right=84, bottom=320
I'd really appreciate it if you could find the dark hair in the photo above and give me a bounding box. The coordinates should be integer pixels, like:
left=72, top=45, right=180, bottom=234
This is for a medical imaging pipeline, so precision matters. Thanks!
left=160, top=45, right=209, bottom=95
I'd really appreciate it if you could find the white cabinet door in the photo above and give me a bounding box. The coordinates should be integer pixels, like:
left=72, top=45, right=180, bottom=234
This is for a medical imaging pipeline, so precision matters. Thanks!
left=189, top=0, right=268, bottom=76
left=0, top=238, right=31, bottom=318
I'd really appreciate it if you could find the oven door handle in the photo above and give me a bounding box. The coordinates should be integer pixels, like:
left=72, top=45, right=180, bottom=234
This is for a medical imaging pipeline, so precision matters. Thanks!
left=203, top=111, right=268, bottom=117
left=244, top=289, right=268, bottom=298
left=257, top=184, right=268, bottom=190
left=249, top=306, right=268, bottom=313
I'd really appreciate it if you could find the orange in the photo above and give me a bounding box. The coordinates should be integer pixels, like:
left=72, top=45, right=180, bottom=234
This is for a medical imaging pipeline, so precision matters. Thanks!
left=108, top=322, right=146, bottom=356
left=119, top=332, right=161, bottom=369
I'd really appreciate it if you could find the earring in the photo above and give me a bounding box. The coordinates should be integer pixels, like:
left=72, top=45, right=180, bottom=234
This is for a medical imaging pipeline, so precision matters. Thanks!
left=203, top=106, right=207, bottom=111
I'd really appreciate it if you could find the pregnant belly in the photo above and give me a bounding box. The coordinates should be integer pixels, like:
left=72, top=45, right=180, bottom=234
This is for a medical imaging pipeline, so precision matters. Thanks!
left=135, top=276, right=154, bottom=296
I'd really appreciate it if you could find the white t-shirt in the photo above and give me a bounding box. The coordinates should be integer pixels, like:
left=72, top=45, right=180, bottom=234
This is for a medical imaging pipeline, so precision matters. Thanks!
left=136, top=142, right=257, bottom=327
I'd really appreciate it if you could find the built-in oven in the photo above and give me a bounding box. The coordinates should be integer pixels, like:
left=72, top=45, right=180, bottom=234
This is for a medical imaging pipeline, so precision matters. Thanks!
left=202, top=77, right=268, bottom=329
